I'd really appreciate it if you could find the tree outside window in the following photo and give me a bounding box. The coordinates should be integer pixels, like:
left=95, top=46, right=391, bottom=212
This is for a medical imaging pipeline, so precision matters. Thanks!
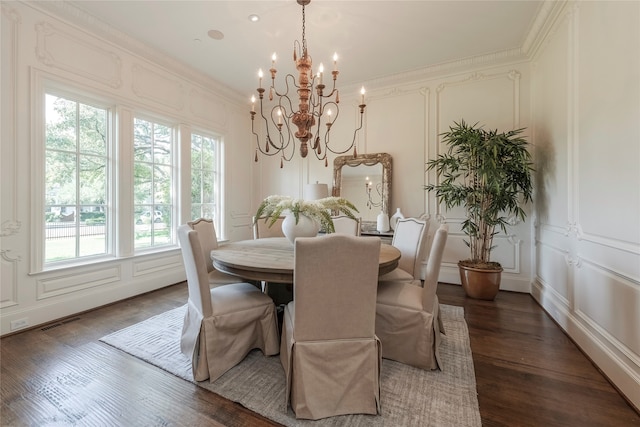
left=44, top=94, right=109, bottom=263
left=133, top=118, right=173, bottom=249
left=191, top=133, right=220, bottom=231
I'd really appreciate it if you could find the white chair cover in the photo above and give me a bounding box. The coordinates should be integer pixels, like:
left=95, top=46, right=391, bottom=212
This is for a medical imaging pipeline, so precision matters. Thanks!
left=178, top=225, right=279, bottom=382
left=331, top=215, right=361, bottom=235
left=280, top=234, right=382, bottom=420
left=375, top=224, right=449, bottom=370
left=378, top=217, right=429, bottom=284
left=187, top=218, right=240, bottom=286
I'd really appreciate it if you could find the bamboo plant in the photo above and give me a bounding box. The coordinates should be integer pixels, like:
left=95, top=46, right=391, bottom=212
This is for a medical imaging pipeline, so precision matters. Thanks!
left=425, top=120, right=534, bottom=269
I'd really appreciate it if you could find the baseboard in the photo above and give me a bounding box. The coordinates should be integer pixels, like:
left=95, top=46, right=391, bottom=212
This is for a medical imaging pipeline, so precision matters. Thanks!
left=532, top=281, right=640, bottom=412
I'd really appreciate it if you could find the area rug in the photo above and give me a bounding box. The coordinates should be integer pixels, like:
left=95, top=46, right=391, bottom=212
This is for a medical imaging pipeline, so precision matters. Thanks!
left=100, top=304, right=481, bottom=426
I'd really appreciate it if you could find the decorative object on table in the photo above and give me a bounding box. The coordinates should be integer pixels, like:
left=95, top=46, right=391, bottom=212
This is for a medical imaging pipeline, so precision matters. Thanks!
left=389, top=208, right=405, bottom=230
left=255, top=195, right=359, bottom=243
left=249, top=0, right=366, bottom=168
left=425, top=119, right=533, bottom=300
left=376, top=211, right=390, bottom=233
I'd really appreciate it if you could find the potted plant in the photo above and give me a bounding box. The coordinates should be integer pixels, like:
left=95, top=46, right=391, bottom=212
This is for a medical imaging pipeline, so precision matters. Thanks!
left=425, top=120, right=533, bottom=300
left=255, top=195, right=359, bottom=243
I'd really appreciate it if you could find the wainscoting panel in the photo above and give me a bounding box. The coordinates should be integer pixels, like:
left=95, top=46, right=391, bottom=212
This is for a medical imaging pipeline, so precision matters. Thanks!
left=535, top=239, right=570, bottom=301
left=1, top=251, right=20, bottom=308
left=35, top=21, right=122, bottom=88
left=132, top=252, right=183, bottom=277
left=131, top=63, right=184, bottom=111
left=37, top=266, right=122, bottom=299
left=1, top=5, right=21, bottom=309
left=188, top=88, right=228, bottom=129
left=574, top=256, right=640, bottom=355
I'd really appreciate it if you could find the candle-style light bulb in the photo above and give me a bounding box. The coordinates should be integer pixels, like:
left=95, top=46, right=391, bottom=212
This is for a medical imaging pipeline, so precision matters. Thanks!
left=333, top=52, right=338, bottom=70
left=251, top=95, right=256, bottom=112
left=277, top=108, right=283, bottom=125
left=258, top=69, right=264, bottom=88
left=318, top=63, right=324, bottom=85
left=271, top=52, right=277, bottom=67
left=360, top=86, right=366, bottom=104
left=326, top=108, right=332, bottom=123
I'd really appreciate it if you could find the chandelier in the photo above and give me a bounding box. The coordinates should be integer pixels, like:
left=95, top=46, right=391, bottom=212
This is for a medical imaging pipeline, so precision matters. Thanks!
left=250, top=0, right=366, bottom=168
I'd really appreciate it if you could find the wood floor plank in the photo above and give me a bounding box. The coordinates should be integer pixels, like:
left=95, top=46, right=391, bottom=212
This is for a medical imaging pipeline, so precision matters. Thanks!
left=1, top=282, right=638, bottom=426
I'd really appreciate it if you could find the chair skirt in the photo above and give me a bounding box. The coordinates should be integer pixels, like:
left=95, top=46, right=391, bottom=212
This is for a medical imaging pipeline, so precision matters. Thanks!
left=375, top=282, right=443, bottom=370
left=280, top=303, right=381, bottom=420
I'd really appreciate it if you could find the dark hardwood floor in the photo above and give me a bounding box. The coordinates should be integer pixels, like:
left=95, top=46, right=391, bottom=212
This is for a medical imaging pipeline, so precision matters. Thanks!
left=1, top=283, right=638, bottom=426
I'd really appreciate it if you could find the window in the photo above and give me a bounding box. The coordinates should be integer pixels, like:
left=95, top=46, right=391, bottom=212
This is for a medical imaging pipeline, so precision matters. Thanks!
left=133, top=117, right=174, bottom=250
left=37, top=81, right=224, bottom=271
left=191, top=133, right=221, bottom=229
left=44, top=94, right=109, bottom=264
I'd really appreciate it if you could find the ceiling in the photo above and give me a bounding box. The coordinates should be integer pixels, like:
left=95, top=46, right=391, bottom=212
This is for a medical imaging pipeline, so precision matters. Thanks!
left=66, top=0, right=544, bottom=97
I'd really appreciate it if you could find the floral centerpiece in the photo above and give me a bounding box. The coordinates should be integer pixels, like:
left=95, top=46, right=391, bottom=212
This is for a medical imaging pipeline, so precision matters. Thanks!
left=255, top=195, right=358, bottom=234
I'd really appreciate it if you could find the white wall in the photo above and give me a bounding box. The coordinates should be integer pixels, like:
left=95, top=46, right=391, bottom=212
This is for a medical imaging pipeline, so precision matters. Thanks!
left=530, top=1, right=640, bottom=409
left=0, top=1, right=255, bottom=335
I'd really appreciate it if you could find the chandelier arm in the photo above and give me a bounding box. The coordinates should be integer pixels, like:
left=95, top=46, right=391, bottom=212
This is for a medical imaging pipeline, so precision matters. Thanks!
left=272, top=73, right=299, bottom=99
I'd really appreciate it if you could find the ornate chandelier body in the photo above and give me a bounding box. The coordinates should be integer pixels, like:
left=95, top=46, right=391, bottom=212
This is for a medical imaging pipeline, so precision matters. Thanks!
left=250, top=0, right=366, bottom=168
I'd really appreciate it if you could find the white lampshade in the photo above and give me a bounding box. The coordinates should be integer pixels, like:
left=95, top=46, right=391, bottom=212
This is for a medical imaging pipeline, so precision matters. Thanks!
left=304, top=182, right=329, bottom=200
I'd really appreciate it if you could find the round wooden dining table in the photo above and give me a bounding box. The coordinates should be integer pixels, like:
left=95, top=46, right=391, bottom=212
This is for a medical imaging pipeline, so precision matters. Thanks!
left=211, top=237, right=401, bottom=284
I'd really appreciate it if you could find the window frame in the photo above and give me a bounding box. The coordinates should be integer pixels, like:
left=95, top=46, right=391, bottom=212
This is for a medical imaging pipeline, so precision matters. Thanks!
left=132, top=114, right=179, bottom=253
left=189, top=129, right=224, bottom=236
left=30, top=74, right=226, bottom=273
left=35, top=82, right=117, bottom=271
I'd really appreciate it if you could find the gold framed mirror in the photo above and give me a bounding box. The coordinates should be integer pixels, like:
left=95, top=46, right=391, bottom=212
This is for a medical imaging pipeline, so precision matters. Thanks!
left=332, top=153, right=392, bottom=229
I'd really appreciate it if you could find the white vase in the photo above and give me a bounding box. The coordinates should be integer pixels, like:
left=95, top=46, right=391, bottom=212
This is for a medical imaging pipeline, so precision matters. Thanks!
left=281, top=213, right=320, bottom=244
left=390, top=208, right=405, bottom=230
left=376, top=211, right=390, bottom=233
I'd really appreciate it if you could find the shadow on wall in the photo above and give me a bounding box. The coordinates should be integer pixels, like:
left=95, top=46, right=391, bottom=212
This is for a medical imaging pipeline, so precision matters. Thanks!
left=533, top=127, right=556, bottom=223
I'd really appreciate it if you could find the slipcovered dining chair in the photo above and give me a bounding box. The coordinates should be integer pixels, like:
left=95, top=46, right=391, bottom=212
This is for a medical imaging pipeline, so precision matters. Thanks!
left=375, top=224, right=449, bottom=370
left=280, top=234, right=382, bottom=420
left=378, top=217, right=430, bottom=284
left=253, top=215, right=285, bottom=239
left=330, top=215, right=361, bottom=235
left=177, top=225, right=280, bottom=383
left=187, top=218, right=240, bottom=287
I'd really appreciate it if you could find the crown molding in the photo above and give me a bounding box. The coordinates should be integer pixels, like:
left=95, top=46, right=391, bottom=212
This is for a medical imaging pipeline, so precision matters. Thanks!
left=27, top=0, right=245, bottom=104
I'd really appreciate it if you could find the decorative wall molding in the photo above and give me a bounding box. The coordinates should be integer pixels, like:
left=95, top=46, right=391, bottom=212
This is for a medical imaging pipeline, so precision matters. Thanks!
left=344, top=48, right=528, bottom=94
left=30, top=0, right=243, bottom=104
left=421, top=87, right=430, bottom=218
left=1, top=250, right=21, bottom=308
left=188, top=88, right=228, bottom=129
left=132, top=252, right=183, bottom=277
left=522, top=0, right=570, bottom=59
left=35, top=21, right=122, bottom=88
left=1, top=5, right=20, bottom=223
left=131, top=64, right=184, bottom=111
left=37, top=266, right=121, bottom=299
left=1, top=220, right=21, bottom=237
